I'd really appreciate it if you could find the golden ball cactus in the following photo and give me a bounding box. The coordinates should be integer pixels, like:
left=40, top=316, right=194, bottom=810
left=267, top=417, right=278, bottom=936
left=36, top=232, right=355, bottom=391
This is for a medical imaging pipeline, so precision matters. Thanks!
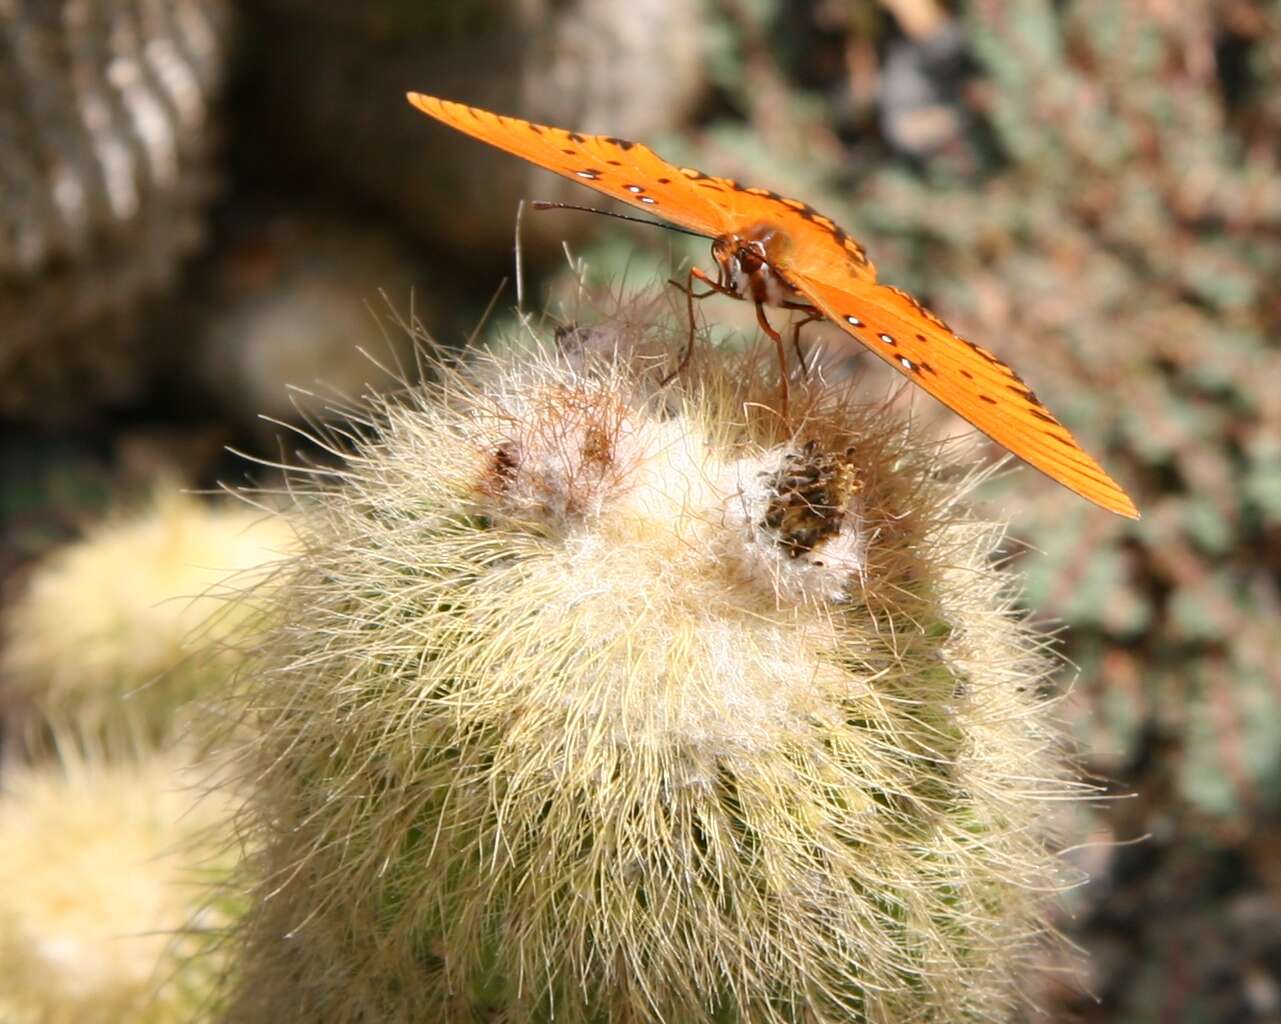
left=220, top=305, right=1079, bottom=1023
left=2, top=488, right=295, bottom=748
left=0, top=747, right=234, bottom=1024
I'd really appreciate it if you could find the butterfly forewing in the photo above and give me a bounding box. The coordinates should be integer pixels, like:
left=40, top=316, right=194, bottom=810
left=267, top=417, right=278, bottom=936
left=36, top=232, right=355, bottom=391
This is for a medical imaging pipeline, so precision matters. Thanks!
left=407, top=93, right=733, bottom=237
left=788, top=272, right=1139, bottom=518
left=406, top=93, right=878, bottom=286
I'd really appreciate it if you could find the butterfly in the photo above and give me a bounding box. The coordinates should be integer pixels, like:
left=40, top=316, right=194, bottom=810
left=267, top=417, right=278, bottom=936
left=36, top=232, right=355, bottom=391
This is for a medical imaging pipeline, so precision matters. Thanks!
left=406, top=92, right=1139, bottom=519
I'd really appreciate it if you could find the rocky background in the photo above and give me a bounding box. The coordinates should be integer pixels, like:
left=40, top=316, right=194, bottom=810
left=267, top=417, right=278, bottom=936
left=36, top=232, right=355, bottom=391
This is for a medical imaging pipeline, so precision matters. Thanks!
left=2, top=1, right=1280, bottom=1020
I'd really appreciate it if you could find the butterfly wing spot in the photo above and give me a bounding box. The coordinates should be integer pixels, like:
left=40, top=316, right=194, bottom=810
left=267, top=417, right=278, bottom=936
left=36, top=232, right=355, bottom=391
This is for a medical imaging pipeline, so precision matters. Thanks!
left=604, top=137, right=636, bottom=151
left=963, top=338, right=1009, bottom=368
left=640, top=197, right=657, bottom=205
left=979, top=395, right=998, bottom=404
left=843, top=239, right=869, bottom=265
left=884, top=285, right=960, bottom=332
left=845, top=315, right=864, bottom=327
left=898, top=356, right=915, bottom=372
left=657, top=177, right=671, bottom=184
left=568, top=132, right=586, bottom=142
left=878, top=332, right=896, bottom=346
left=577, top=169, right=602, bottom=180
left=625, top=185, right=644, bottom=193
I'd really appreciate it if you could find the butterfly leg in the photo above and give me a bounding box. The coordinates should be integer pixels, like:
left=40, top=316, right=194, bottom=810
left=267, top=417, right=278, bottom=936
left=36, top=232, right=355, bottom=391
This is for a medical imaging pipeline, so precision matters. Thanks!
left=754, top=301, right=789, bottom=420
left=663, top=267, right=736, bottom=384
left=780, top=301, right=822, bottom=377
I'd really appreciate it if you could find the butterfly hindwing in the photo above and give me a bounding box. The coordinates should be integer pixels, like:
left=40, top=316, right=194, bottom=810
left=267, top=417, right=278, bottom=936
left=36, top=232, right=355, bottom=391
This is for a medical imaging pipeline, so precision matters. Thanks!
left=788, top=271, right=1139, bottom=519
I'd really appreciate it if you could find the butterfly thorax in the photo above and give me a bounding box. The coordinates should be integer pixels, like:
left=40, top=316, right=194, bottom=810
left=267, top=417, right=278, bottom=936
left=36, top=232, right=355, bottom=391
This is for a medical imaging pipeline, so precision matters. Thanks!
left=712, top=223, right=800, bottom=307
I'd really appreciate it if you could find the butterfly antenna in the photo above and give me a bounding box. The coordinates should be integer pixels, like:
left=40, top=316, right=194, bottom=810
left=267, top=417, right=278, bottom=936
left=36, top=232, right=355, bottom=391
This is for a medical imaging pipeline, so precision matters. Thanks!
left=530, top=201, right=707, bottom=239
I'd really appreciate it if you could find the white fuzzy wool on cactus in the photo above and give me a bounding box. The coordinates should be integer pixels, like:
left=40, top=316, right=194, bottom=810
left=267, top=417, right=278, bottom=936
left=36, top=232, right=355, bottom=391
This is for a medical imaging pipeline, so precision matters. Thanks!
left=222, top=308, right=1080, bottom=1024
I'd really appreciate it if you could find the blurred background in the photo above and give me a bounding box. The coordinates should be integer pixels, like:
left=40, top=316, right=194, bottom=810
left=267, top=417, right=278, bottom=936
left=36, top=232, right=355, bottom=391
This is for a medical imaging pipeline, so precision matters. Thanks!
left=2, top=1, right=1280, bottom=1020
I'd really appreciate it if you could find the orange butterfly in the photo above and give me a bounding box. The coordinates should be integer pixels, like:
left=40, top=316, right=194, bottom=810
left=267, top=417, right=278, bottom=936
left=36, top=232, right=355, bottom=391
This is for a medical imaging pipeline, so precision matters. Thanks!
left=407, top=92, right=1138, bottom=519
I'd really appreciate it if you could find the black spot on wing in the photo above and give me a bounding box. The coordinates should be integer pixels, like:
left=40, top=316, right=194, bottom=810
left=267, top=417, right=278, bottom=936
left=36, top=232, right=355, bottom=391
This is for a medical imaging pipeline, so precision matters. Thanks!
left=963, top=338, right=1004, bottom=366
left=568, top=132, right=586, bottom=143
left=1008, top=382, right=1045, bottom=407
left=605, top=137, right=636, bottom=151
left=884, top=286, right=954, bottom=332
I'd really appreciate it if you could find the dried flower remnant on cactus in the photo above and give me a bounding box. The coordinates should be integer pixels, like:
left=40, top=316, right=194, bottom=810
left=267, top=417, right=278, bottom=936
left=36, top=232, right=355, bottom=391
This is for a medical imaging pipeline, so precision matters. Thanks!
left=222, top=300, right=1080, bottom=1023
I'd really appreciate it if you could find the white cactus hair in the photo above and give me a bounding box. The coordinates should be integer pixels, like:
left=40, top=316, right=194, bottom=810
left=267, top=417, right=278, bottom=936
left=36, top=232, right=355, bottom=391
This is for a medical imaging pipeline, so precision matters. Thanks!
left=220, top=286, right=1082, bottom=1023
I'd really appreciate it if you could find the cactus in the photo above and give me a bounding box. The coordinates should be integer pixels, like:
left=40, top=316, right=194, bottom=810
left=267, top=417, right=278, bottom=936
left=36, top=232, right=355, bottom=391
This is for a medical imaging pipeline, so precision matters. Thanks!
left=1, top=486, right=295, bottom=749
left=0, top=0, right=230, bottom=420
left=0, top=745, right=234, bottom=1024
left=219, top=298, right=1079, bottom=1023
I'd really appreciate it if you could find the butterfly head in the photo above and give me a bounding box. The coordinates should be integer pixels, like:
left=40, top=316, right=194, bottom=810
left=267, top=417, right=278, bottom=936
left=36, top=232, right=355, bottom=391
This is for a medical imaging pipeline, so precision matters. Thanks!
left=711, top=224, right=797, bottom=306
